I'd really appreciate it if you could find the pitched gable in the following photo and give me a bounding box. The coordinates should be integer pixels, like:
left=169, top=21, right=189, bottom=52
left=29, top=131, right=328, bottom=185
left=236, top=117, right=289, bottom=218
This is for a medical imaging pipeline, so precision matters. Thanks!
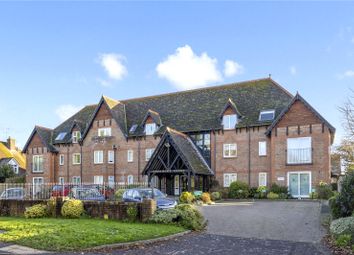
left=22, top=126, right=57, bottom=153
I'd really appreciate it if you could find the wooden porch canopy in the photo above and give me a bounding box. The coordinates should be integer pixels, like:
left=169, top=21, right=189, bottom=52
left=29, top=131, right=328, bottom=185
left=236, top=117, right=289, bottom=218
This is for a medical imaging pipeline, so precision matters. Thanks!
left=142, top=127, right=213, bottom=190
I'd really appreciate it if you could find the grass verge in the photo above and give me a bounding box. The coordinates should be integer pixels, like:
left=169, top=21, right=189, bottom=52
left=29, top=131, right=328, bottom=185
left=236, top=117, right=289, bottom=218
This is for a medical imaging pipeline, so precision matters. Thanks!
left=0, top=217, right=185, bottom=251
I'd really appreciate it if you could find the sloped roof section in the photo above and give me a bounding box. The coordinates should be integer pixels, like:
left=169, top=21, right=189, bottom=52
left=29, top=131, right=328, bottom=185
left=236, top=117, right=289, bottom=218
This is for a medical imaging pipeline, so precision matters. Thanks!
left=219, top=98, right=243, bottom=118
left=23, top=126, right=57, bottom=153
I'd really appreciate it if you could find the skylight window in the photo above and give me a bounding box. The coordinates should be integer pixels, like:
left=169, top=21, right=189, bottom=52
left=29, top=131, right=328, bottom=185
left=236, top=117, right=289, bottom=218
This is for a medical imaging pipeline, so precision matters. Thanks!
left=259, top=110, right=275, bottom=121
left=129, top=124, right=138, bottom=134
left=55, top=132, right=67, bottom=141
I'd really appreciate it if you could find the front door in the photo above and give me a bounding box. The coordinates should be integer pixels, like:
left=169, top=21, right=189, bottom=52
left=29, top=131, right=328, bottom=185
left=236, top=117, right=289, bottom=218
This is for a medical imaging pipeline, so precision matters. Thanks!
left=174, top=175, right=180, bottom=196
left=288, top=172, right=311, bottom=198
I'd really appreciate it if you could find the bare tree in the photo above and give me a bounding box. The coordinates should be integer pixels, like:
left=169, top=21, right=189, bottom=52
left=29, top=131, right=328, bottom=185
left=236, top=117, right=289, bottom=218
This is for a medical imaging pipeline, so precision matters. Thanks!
left=339, top=88, right=354, bottom=138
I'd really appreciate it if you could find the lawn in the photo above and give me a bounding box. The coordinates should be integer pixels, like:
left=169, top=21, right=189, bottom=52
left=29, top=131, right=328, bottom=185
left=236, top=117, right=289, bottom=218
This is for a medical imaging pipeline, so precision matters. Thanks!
left=0, top=217, right=185, bottom=251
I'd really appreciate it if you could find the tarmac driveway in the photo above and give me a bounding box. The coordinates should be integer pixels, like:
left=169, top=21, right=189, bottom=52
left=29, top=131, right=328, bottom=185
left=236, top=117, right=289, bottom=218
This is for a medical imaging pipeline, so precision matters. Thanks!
left=200, top=200, right=326, bottom=243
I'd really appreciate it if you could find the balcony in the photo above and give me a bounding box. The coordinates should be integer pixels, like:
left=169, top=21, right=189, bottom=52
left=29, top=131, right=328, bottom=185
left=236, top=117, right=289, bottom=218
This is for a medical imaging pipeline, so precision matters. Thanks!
left=286, top=148, right=312, bottom=165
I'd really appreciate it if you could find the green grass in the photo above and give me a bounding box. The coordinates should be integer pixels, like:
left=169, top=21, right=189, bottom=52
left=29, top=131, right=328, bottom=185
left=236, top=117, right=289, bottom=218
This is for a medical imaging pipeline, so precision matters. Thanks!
left=0, top=217, right=185, bottom=251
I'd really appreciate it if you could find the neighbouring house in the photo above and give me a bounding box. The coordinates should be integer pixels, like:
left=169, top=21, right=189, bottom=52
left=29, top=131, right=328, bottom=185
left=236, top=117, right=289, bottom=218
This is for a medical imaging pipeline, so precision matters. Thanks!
left=0, top=137, right=26, bottom=176
left=22, top=78, right=335, bottom=198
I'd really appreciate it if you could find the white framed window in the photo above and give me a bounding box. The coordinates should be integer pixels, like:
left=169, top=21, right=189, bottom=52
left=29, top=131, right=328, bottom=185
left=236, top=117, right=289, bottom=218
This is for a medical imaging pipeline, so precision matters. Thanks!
left=98, top=127, right=111, bottom=137
left=145, top=148, right=154, bottom=161
left=13, top=165, right=19, bottom=174
left=259, top=172, right=267, bottom=187
left=287, top=137, right=312, bottom=164
left=72, top=131, right=81, bottom=143
left=127, top=175, right=134, bottom=185
left=59, top=154, right=64, bottom=166
left=222, top=114, right=237, bottom=129
left=72, top=176, right=81, bottom=184
left=259, top=141, right=267, bottom=156
left=259, top=110, right=275, bottom=121
left=94, top=175, right=104, bottom=185
left=145, top=123, right=157, bottom=135
left=58, top=177, right=64, bottom=184
left=94, top=150, right=104, bottom=164
left=108, top=150, right=114, bottom=164
left=72, top=153, right=81, bottom=165
left=32, top=155, right=44, bottom=172
left=127, top=150, right=133, bottom=162
left=223, top=144, right=237, bottom=158
left=223, top=173, right=237, bottom=187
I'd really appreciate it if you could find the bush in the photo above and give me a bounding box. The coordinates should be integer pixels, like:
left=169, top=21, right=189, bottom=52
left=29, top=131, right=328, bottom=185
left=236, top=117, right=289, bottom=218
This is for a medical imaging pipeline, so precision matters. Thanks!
left=211, top=192, right=221, bottom=201
left=267, top=192, right=279, bottom=199
left=201, top=192, right=211, bottom=204
left=24, top=204, right=47, bottom=219
left=220, top=188, right=229, bottom=199
left=256, top=186, right=267, bottom=199
left=330, top=216, right=354, bottom=245
left=229, top=181, right=249, bottom=199
left=335, top=234, right=352, bottom=247
left=126, top=203, right=138, bottom=222
left=249, top=187, right=258, bottom=198
left=269, top=183, right=288, bottom=195
left=61, top=199, right=84, bottom=218
left=310, top=192, right=318, bottom=199
left=114, top=189, right=125, bottom=201
left=316, top=181, right=334, bottom=200
left=46, top=197, right=57, bottom=217
left=179, top=192, right=195, bottom=204
left=149, top=204, right=206, bottom=230
left=330, top=171, right=354, bottom=219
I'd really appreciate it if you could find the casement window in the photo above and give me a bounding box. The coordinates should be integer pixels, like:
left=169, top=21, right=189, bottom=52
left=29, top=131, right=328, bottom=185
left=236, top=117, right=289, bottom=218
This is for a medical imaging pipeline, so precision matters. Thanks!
left=55, top=132, right=67, bottom=141
left=72, top=176, right=81, bottom=184
left=32, top=155, right=44, bottom=172
left=145, top=148, right=154, bottom=161
left=223, top=144, right=237, bottom=158
left=58, top=177, right=64, bottom=184
left=94, top=175, right=104, bottom=185
left=259, top=110, right=275, bottom=121
left=127, top=150, right=134, bottom=162
left=59, top=154, right=64, bottom=166
left=259, top=172, right=267, bottom=187
left=127, top=175, right=134, bottom=185
left=287, top=137, right=312, bottom=164
left=94, top=150, right=104, bottom=164
left=145, top=123, right=157, bottom=135
left=72, top=131, right=81, bottom=143
left=222, top=114, right=237, bottom=129
left=259, top=141, right=267, bottom=156
left=72, top=153, right=81, bottom=165
left=223, top=173, right=237, bottom=187
left=108, top=150, right=114, bottom=164
left=98, top=127, right=111, bottom=137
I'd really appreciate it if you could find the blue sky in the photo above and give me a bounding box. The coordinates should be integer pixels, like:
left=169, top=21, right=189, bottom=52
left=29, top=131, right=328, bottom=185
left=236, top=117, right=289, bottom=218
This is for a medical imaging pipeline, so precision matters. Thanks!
left=0, top=1, right=354, bottom=147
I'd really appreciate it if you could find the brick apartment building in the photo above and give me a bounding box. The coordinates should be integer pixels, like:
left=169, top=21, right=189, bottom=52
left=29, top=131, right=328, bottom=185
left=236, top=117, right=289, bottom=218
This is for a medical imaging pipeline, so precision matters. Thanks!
left=22, top=78, right=335, bottom=198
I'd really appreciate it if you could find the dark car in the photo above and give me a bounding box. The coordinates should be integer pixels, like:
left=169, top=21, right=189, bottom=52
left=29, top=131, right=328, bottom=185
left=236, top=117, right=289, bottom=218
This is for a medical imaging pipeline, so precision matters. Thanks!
left=0, top=188, right=25, bottom=200
left=123, top=188, right=177, bottom=210
left=69, top=187, right=105, bottom=201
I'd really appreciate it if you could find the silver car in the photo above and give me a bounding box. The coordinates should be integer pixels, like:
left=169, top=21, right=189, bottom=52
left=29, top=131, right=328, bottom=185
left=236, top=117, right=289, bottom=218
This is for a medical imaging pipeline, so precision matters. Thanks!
left=0, top=188, right=25, bottom=200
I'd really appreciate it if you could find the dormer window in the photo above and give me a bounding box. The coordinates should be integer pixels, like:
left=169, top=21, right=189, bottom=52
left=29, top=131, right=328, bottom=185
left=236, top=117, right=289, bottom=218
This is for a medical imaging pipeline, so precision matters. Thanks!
left=222, top=114, right=237, bottom=130
left=145, top=123, right=157, bottom=135
left=98, top=127, right=111, bottom=137
left=55, top=132, right=67, bottom=141
left=259, top=110, right=275, bottom=121
left=72, top=131, right=81, bottom=143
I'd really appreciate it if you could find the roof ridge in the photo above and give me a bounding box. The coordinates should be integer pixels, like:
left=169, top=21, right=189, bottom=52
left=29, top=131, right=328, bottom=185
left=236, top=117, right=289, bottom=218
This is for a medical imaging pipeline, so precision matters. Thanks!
left=35, top=125, right=53, bottom=131
left=166, top=127, right=188, bottom=138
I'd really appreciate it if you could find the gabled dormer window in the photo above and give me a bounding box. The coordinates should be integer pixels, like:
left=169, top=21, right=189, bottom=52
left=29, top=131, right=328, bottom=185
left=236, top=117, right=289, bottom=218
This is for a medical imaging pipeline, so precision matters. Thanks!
left=145, top=123, right=157, bottom=135
left=222, top=114, right=237, bottom=130
left=259, top=110, right=275, bottom=121
left=72, top=131, right=81, bottom=143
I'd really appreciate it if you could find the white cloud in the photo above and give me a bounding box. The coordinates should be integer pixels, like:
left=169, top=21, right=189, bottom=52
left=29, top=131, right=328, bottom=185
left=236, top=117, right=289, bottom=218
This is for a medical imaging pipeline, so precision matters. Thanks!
left=55, top=105, right=83, bottom=121
left=344, top=70, right=354, bottom=77
left=223, top=60, right=244, bottom=77
left=290, top=66, right=297, bottom=75
left=156, top=45, right=222, bottom=90
left=96, top=78, right=112, bottom=87
left=99, top=53, right=127, bottom=80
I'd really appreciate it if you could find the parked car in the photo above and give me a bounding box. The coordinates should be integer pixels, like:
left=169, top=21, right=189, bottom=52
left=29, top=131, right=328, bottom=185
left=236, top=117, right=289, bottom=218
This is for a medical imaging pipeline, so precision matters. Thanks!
left=51, top=185, right=73, bottom=197
left=83, top=184, right=115, bottom=199
left=0, top=188, right=25, bottom=200
left=69, top=187, right=105, bottom=201
left=123, top=188, right=177, bottom=210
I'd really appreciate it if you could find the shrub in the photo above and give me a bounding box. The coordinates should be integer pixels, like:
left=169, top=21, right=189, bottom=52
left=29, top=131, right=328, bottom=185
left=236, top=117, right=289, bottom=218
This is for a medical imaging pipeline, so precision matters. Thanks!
left=149, top=204, right=206, bottom=230
left=330, top=171, right=354, bottom=219
left=220, top=188, right=229, bottom=199
left=211, top=192, right=221, bottom=201
left=126, top=203, right=138, bottom=222
left=179, top=192, right=195, bottom=204
left=114, top=189, right=125, bottom=201
left=256, top=186, right=267, bottom=199
left=61, top=199, right=84, bottom=218
left=193, top=191, right=203, bottom=200
left=316, top=181, right=334, bottom=200
left=330, top=216, right=354, bottom=244
left=335, top=234, right=352, bottom=247
left=267, top=192, right=279, bottom=199
left=310, top=192, right=318, bottom=199
left=201, top=192, right=211, bottom=204
left=24, top=204, right=47, bottom=219
left=229, top=181, right=249, bottom=199
left=269, top=183, right=288, bottom=195
left=249, top=187, right=258, bottom=198
left=46, top=197, right=57, bottom=217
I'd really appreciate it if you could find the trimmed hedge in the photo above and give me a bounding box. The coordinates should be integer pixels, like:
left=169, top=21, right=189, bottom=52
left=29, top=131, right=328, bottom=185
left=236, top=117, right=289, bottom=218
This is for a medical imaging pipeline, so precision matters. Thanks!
left=61, top=199, right=84, bottom=218
left=24, top=204, right=47, bottom=219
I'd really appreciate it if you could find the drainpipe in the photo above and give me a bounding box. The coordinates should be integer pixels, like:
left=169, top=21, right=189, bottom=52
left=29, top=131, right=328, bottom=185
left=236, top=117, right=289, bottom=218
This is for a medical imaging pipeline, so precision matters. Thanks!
left=66, top=146, right=70, bottom=182
left=138, top=140, right=141, bottom=182
left=80, top=142, right=83, bottom=184
left=248, top=126, right=251, bottom=186
left=113, top=145, right=117, bottom=184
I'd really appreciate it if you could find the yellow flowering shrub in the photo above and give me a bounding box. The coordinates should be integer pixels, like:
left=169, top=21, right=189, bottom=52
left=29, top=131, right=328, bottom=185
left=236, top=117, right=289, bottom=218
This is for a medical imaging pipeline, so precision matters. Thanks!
left=24, top=204, right=47, bottom=218
left=61, top=199, right=84, bottom=218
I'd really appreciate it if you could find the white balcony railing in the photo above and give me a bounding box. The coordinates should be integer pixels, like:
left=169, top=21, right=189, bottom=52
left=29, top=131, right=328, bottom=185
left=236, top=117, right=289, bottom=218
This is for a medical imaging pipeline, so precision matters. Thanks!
left=287, top=148, right=312, bottom=164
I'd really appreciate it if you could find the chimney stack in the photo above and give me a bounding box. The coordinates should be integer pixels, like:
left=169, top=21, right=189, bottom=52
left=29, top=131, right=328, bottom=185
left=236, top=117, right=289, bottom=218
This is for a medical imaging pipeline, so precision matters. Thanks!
left=7, top=137, right=16, bottom=150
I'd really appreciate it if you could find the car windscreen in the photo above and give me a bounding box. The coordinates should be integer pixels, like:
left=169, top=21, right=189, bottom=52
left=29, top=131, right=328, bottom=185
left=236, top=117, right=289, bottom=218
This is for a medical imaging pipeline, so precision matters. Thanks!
left=139, top=189, right=165, bottom=199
